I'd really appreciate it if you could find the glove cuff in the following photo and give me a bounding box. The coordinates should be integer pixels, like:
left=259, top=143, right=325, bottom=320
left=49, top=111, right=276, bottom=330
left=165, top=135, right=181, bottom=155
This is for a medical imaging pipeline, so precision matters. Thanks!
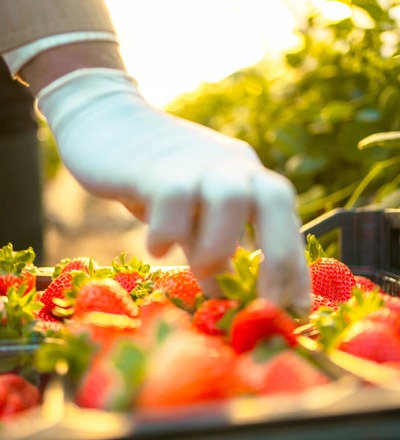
left=36, top=67, right=142, bottom=130
left=3, top=32, right=117, bottom=77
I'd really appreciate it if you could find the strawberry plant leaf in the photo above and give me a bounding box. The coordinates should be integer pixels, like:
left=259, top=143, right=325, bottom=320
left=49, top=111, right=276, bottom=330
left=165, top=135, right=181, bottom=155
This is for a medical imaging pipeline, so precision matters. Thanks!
left=0, top=243, right=36, bottom=275
left=358, top=131, right=400, bottom=150
left=215, top=306, right=240, bottom=332
left=111, top=340, right=147, bottom=411
left=252, top=336, right=289, bottom=363
left=34, top=333, right=96, bottom=382
left=155, top=320, right=174, bottom=344
left=305, top=234, right=327, bottom=265
left=4, top=283, right=43, bottom=337
left=216, top=247, right=260, bottom=305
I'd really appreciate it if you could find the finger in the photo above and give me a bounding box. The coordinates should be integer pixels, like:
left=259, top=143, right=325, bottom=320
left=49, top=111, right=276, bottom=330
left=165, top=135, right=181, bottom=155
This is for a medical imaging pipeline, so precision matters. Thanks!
left=185, top=163, right=252, bottom=295
left=146, top=185, right=195, bottom=257
left=251, top=171, right=311, bottom=309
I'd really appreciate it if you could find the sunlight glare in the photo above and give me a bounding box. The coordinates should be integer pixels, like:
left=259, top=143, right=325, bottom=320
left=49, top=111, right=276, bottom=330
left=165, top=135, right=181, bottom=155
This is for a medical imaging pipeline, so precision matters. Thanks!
left=312, top=0, right=352, bottom=22
left=105, top=0, right=300, bottom=107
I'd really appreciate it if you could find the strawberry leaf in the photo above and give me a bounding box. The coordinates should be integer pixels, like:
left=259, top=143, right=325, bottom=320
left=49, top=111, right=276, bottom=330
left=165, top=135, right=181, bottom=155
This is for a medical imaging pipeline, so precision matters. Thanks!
left=215, top=306, right=241, bottom=332
left=309, top=288, right=384, bottom=352
left=252, top=336, right=289, bottom=363
left=110, top=339, right=147, bottom=410
left=4, top=283, right=43, bottom=337
left=34, top=332, right=96, bottom=382
left=216, top=247, right=261, bottom=305
left=305, top=234, right=327, bottom=265
left=112, top=252, right=151, bottom=277
left=0, top=243, right=36, bottom=276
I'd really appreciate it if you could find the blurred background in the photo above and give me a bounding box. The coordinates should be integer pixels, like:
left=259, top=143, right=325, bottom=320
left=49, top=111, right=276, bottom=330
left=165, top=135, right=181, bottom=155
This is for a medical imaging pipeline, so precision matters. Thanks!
left=0, top=0, right=399, bottom=267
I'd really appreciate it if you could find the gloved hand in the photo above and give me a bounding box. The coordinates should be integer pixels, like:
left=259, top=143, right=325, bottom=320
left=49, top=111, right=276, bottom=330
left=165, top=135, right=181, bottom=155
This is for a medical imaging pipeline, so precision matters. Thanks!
left=37, top=68, right=311, bottom=313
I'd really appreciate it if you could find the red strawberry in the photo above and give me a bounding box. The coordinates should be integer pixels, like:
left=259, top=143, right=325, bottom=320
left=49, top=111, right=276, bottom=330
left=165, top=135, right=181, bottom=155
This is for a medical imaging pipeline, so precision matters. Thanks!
left=76, top=337, right=146, bottom=411
left=71, top=318, right=145, bottom=411
left=113, top=272, right=144, bottom=294
left=366, top=307, right=400, bottom=337
left=67, top=316, right=139, bottom=350
left=0, top=243, right=36, bottom=297
left=338, top=320, right=400, bottom=363
left=192, top=299, right=238, bottom=336
left=235, top=349, right=330, bottom=396
left=310, top=293, right=338, bottom=312
left=54, top=256, right=96, bottom=277
left=153, top=267, right=204, bottom=312
left=230, top=298, right=298, bottom=354
left=72, top=278, right=139, bottom=319
left=136, top=330, right=237, bottom=409
left=354, top=275, right=382, bottom=293
left=133, top=297, right=192, bottom=349
left=309, top=258, right=356, bottom=304
left=381, top=294, right=400, bottom=315
left=38, top=271, right=75, bottom=320
left=111, top=253, right=150, bottom=294
left=0, top=374, right=41, bottom=419
left=306, top=235, right=356, bottom=305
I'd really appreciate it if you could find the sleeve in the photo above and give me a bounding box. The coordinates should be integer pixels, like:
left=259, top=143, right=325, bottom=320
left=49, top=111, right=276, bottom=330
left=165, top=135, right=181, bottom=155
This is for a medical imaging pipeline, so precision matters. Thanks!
left=0, top=0, right=116, bottom=53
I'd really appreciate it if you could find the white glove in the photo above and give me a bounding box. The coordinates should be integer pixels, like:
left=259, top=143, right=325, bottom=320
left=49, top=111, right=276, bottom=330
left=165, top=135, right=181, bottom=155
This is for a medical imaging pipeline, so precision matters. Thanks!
left=37, top=68, right=310, bottom=312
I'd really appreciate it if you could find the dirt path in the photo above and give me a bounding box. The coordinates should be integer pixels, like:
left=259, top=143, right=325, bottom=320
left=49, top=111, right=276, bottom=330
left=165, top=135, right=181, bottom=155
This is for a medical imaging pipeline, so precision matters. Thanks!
left=43, top=166, right=188, bottom=268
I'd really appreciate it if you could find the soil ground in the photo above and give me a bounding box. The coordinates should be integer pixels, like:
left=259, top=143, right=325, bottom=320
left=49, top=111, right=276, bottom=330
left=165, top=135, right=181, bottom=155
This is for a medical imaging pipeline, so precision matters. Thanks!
left=42, top=166, right=188, bottom=268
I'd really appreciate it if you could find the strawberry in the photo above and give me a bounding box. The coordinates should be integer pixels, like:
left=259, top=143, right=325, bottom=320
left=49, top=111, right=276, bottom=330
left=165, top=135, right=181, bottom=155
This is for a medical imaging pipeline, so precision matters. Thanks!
left=76, top=338, right=146, bottom=411
left=69, top=317, right=146, bottom=411
left=310, top=293, right=338, bottom=312
left=136, top=330, right=237, bottom=409
left=133, top=297, right=192, bottom=349
left=153, top=267, right=204, bottom=313
left=38, top=271, right=75, bottom=320
left=0, top=374, right=41, bottom=419
left=192, top=299, right=238, bottom=336
left=235, top=349, right=330, bottom=396
left=0, top=243, right=36, bottom=297
left=380, top=293, right=400, bottom=316
left=306, top=235, right=356, bottom=305
left=67, top=313, right=139, bottom=350
left=338, top=319, right=400, bottom=363
left=53, top=256, right=96, bottom=278
left=354, top=275, right=383, bottom=294
left=365, top=307, right=400, bottom=337
left=111, top=253, right=150, bottom=294
left=230, top=298, right=298, bottom=354
left=72, top=278, right=139, bottom=319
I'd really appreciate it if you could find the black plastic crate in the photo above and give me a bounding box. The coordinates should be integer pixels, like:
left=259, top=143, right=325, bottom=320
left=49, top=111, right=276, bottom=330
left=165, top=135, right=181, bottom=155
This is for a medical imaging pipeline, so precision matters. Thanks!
left=300, top=208, right=400, bottom=276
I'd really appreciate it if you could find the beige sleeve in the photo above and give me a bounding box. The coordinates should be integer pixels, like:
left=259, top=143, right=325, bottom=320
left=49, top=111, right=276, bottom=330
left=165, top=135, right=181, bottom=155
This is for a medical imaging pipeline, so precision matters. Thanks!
left=0, top=0, right=116, bottom=53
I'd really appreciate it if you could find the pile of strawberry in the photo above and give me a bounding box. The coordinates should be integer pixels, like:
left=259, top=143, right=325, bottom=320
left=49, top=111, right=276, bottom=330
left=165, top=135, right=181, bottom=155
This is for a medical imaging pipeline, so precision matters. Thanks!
left=305, top=234, right=400, bottom=366
left=0, top=235, right=399, bottom=420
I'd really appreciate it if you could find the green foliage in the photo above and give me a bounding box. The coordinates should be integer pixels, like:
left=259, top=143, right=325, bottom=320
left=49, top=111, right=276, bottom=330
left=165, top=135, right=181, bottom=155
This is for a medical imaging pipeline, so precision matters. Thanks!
left=167, top=0, right=400, bottom=226
left=37, top=115, right=61, bottom=181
